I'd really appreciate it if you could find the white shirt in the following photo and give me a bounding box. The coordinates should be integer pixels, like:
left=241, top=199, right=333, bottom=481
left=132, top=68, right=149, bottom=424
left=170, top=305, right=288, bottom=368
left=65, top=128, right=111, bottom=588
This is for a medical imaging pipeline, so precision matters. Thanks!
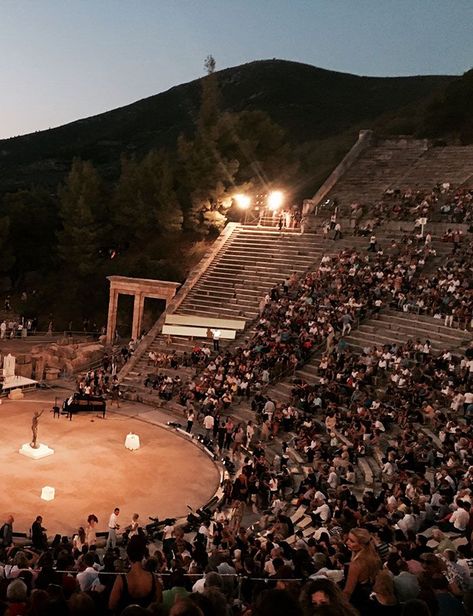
left=203, top=415, right=214, bottom=429
left=77, top=566, right=99, bottom=591
left=192, top=577, right=206, bottom=594
left=108, top=512, right=119, bottom=529
left=450, top=507, right=470, bottom=532
left=313, top=503, right=331, bottom=522
left=328, top=471, right=338, bottom=489
left=397, top=513, right=417, bottom=535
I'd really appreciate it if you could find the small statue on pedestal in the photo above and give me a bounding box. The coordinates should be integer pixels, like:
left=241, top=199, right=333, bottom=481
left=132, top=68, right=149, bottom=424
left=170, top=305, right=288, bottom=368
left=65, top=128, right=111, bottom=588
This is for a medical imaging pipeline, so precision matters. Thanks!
left=30, top=410, right=45, bottom=449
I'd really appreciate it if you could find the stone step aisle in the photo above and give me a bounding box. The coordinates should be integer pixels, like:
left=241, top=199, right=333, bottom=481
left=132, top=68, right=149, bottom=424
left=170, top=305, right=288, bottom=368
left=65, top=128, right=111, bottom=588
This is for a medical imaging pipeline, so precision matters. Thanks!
left=344, top=309, right=472, bottom=354
left=121, top=225, right=330, bottom=390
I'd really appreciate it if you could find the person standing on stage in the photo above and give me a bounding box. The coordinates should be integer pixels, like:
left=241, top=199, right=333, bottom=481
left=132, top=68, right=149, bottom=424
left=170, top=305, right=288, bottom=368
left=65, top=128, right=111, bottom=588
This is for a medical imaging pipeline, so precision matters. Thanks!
left=111, top=377, right=121, bottom=408
left=31, top=515, right=47, bottom=551
left=86, top=514, right=98, bottom=548
left=0, top=515, right=14, bottom=549
left=106, top=507, right=120, bottom=549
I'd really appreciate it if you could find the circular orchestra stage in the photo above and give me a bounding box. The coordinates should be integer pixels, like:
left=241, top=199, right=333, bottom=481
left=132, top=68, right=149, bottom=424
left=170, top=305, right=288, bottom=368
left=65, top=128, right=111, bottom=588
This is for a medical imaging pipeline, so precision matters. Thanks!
left=0, top=391, right=220, bottom=536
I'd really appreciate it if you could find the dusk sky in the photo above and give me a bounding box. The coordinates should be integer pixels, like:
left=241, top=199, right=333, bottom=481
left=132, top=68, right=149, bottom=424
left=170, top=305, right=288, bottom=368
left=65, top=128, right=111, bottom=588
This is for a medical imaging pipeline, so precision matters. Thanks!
left=1, top=0, right=473, bottom=139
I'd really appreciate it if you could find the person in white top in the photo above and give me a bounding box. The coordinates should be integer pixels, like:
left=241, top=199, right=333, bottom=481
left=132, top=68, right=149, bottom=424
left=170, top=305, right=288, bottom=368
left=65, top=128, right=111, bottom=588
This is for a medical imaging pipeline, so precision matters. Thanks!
left=246, top=421, right=255, bottom=446
left=128, top=513, right=140, bottom=538
left=448, top=500, right=470, bottom=532
left=211, top=329, right=221, bottom=351
left=162, top=521, right=175, bottom=561
left=106, top=507, right=120, bottom=549
left=72, top=527, right=86, bottom=555
left=203, top=414, right=214, bottom=439
left=327, top=467, right=338, bottom=490
left=312, top=500, right=331, bottom=524
left=76, top=552, right=99, bottom=591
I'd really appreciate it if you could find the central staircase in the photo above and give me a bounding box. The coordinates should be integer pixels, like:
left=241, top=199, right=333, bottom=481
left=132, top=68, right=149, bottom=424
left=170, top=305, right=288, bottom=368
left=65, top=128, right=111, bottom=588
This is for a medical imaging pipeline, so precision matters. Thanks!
left=121, top=225, right=333, bottom=392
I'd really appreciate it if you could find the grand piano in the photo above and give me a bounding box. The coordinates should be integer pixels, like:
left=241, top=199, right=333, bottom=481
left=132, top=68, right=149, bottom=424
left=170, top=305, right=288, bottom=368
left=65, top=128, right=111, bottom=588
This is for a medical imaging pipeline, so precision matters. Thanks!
left=62, top=393, right=106, bottom=418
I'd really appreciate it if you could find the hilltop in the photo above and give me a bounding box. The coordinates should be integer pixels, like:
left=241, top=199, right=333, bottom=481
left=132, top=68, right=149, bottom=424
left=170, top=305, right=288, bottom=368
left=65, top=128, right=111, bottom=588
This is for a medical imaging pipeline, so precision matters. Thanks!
left=0, top=59, right=453, bottom=194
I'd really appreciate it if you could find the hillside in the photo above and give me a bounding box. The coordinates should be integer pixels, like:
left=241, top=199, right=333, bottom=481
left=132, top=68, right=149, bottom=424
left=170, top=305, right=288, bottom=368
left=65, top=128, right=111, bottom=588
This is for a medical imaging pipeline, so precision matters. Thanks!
left=0, top=59, right=453, bottom=194
left=421, top=67, right=473, bottom=144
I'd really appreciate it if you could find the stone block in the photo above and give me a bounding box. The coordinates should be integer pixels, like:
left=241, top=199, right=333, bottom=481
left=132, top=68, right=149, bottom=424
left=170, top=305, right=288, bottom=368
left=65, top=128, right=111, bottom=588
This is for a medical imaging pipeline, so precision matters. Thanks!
left=33, top=357, right=45, bottom=381
left=125, top=433, right=140, bottom=450
left=8, top=389, right=24, bottom=400
left=41, top=486, right=55, bottom=500
left=19, top=443, right=54, bottom=460
left=71, top=356, right=86, bottom=370
left=43, top=354, right=61, bottom=369
left=61, top=359, right=74, bottom=376
left=44, top=368, right=60, bottom=380
left=16, top=362, right=33, bottom=379
left=61, top=346, right=77, bottom=360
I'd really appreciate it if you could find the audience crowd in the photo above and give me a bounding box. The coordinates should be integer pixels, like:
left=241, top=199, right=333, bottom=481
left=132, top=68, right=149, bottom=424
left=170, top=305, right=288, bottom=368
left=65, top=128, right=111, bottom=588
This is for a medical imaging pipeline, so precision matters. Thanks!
left=1, top=220, right=472, bottom=615
left=370, top=184, right=472, bottom=224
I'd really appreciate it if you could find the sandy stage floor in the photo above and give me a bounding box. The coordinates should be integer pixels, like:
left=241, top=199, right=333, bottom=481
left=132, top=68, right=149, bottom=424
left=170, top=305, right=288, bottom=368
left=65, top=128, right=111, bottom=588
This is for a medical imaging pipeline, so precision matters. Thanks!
left=0, top=392, right=220, bottom=536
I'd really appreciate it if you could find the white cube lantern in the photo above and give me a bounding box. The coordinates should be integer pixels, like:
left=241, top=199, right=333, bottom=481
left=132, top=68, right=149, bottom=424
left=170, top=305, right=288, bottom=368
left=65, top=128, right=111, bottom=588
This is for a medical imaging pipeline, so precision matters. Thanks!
left=41, top=486, right=55, bottom=501
left=125, top=433, right=140, bottom=451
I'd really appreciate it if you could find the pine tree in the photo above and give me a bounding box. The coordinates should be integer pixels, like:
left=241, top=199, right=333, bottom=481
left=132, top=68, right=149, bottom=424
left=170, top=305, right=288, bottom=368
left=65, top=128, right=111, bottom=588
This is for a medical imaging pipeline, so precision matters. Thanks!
left=0, top=216, right=14, bottom=275
left=112, top=150, right=182, bottom=246
left=2, top=188, right=58, bottom=281
left=57, top=159, right=103, bottom=278
left=177, top=56, right=238, bottom=233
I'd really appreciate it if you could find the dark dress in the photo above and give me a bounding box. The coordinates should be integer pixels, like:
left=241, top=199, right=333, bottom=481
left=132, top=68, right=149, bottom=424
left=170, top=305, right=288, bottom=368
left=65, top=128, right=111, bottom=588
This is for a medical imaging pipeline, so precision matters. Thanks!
left=349, top=579, right=374, bottom=612
left=32, top=521, right=47, bottom=551
left=117, top=572, right=156, bottom=612
left=363, top=597, right=401, bottom=616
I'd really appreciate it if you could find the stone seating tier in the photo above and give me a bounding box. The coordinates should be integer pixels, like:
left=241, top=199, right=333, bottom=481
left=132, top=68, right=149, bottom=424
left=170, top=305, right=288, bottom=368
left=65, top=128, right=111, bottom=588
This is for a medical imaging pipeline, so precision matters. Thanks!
left=121, top=225, right=332, bottom=388
left=319, top=138, right=473, bottom=214
left=344, top=310, right=471, bottom=354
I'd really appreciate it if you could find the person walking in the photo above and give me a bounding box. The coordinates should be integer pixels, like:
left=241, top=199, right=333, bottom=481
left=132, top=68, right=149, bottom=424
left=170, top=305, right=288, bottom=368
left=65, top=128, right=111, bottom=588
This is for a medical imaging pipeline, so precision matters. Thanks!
left=342, top=313, right=354, bottom=336
left=368, top=234, right=378, bottom=252
left=203, top=413, right=214, bottom=440
left=111, top=377, right=121, bottom=408
left=106, top=507, right=120, bottom=549
left=186, top=410, right=194, bottom=433
left=344, top=528, right=382, bottom=611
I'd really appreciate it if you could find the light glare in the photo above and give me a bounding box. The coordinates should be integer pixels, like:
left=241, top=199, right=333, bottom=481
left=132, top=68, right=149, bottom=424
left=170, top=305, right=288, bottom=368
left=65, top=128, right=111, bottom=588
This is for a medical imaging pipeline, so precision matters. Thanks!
left=268, top=190, right=284, bottom=210
left=234, top=193, right=251, bottom=209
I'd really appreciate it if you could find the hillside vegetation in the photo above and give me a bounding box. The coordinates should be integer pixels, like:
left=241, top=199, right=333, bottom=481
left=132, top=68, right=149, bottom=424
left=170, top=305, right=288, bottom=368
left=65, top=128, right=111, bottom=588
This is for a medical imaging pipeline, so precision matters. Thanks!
left=0, top=60, right=452, bottom=194
left=421, top=67, right=473, bottom=144
left=0, top=59, right=464, bottom=329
